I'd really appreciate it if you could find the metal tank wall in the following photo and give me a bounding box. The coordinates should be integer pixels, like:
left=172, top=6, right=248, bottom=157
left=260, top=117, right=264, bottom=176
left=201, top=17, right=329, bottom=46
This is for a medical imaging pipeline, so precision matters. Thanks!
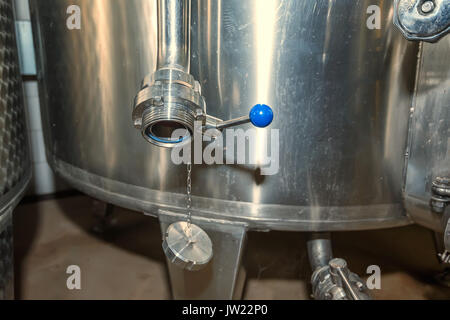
left=29, top=0, right=419, bottom=231
left=404, top=37, right=450, bottom=232
left=0, top=0, right=31, bottom=299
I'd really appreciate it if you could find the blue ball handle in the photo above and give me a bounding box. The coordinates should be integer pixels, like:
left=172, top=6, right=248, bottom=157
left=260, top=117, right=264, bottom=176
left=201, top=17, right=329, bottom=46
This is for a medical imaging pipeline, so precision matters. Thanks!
left=249, top=104, right=274, bottom=128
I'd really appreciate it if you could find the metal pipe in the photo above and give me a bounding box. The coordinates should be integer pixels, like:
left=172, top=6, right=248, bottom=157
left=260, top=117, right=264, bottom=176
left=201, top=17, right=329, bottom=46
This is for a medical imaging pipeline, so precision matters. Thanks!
left=307, top=233, right=333, bottom=270
left=157, top=0, right=190, bottom=72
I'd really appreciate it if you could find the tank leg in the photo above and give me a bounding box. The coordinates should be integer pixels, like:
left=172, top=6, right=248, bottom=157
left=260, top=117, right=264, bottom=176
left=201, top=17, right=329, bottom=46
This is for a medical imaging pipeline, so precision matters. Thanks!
left=159, top=212, right=247, bottom=300
left=91, top=203, right=116, bottom=234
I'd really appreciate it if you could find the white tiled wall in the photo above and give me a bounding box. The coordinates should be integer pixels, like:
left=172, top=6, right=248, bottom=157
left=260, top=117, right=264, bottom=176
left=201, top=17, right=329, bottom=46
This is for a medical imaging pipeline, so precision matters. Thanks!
left=15, top=0, right=69, bottom=195
left=14, top=0, right=30, bottom=20
left=23, top=82, right=68, bottom=195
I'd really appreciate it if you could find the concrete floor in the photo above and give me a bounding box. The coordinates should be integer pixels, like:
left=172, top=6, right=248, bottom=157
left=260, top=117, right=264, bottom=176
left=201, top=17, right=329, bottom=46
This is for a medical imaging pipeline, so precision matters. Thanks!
left=12, top=194, right=450, bottom=300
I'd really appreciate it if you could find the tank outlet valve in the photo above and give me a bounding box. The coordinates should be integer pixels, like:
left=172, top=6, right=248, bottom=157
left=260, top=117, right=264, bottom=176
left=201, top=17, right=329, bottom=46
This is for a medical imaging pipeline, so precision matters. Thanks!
left=132, top=0, right=274, bottom=148
left=311, top=258, right=372, bottom=300
left=132, top=68, right=206, bottom=148
left=132, top=67, right=274, bottom=148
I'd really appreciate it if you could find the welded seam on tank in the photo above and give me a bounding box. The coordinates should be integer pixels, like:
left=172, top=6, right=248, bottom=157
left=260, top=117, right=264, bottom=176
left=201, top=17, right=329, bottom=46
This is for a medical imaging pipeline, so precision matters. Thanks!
left=402, top=42, right=424, bottom=200
left=50, top=157, right=414, bottom=231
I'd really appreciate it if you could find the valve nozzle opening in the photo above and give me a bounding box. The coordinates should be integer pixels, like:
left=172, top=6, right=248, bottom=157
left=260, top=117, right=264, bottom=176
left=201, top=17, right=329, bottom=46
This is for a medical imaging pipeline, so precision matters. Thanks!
left=143, top=119, right=192, bottom=148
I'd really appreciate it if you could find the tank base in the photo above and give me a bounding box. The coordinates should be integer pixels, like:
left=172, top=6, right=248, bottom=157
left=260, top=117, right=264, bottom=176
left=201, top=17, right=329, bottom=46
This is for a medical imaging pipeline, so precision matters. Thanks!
left=159, top=211, right=247, bottom=300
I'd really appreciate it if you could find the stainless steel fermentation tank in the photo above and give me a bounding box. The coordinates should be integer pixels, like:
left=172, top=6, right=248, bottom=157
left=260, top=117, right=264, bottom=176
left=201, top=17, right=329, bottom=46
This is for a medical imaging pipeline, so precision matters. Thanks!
left=0, top=0, right=32, bottom=300
left=29, top=0, right=449, bottom=299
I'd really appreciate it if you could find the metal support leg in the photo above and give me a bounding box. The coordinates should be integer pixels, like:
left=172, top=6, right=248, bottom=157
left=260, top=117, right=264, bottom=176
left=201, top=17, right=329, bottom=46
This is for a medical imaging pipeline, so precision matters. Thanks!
left=159, top=211, right=247, bottom=300
left=91, top=203, right=116, bottom=234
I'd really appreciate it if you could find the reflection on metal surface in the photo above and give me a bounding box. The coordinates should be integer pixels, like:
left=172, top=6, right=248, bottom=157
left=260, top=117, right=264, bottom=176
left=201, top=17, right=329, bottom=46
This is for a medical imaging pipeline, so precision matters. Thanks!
left=31, top=0, right=419, bottom=231
left=157, top=0, right=190, bottom=72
